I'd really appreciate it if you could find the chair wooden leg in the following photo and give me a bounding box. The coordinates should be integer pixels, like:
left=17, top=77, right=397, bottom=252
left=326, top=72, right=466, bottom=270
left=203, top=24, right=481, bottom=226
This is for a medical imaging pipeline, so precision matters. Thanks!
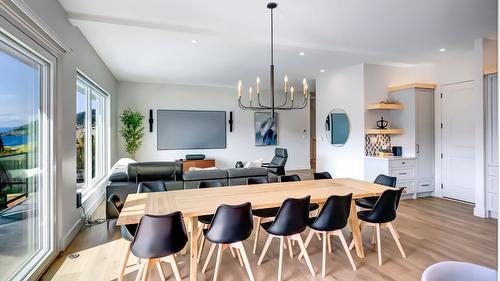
left=298, top=229, right=315, bottom=260
left=213, top=244, right=224, bottom=281
left=322, top=232, right=327, bottom=277
left=233, top=242, right=255, bottom=281
left=327, top=233, right=333, bottom=254
left=293, top=234, right=315, bottom=277
left=156, top=262, right=166, bottom=281
left=230, top=247, right=236, bottom=258
left=277, top=237, right=284, bottom=281
left=165, top=255, right=182, bottom=281
left=197, top=236, right=207, bottom=263
left=376, top=223, right=382, bottom=266
left=134, top=260, right=145, bottom=281
left=141, top=259, right=154, bottom=281
left=316, top=232, right=322, bottom=241
left=253, top=217, right=261, bottom=254
left=287, top=238, right=293, bottom=258
left=257, top=235, right=273, bottom=265
left=202, top=243, right=217, bottom=273
left=118, top=241, right=131, bottom=281
left=236, top=247, right=244, bottom=267
left=337, top=230, right=357, bottom=271
left=387, top=222, right=406, bottom=258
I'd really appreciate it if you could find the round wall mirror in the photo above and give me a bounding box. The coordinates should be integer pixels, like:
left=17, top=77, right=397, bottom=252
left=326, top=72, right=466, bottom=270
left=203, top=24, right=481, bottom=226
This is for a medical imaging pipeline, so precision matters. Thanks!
left=325, top=109, right=350, bottom=146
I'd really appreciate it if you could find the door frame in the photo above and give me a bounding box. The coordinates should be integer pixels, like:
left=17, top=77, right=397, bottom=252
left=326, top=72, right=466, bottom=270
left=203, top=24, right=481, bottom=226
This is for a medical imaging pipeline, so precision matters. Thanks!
left=0, top=11, right=58, bottom=281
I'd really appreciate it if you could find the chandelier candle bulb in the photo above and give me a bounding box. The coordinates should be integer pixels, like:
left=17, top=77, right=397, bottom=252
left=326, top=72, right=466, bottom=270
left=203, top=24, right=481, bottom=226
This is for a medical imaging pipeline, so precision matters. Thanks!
left=284, top=75, right=288, bottom=92
left=256, top=77, right=260, bottom=94
left=290, top=86, right=294, bottom=101
left=238, top=80, right=242, bottom=98
left=249, top=87, right=253, bottom=102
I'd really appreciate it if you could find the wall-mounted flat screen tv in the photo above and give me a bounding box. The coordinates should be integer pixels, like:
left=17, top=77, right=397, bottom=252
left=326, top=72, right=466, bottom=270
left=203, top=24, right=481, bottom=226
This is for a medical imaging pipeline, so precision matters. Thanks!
left=157, top=110, right=226, bottom=150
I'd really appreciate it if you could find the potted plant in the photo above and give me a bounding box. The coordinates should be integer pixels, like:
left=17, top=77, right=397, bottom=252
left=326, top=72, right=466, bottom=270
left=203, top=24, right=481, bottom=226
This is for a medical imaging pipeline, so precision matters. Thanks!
left=120, top=108, right=145, bottom=159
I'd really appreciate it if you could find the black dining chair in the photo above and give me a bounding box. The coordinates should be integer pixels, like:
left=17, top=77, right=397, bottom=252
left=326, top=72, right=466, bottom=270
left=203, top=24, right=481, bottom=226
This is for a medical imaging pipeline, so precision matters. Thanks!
left=313, top=172, right=333, bottom=180
left=257, top=196, right=315, bottom=281
left=201, top=202, right=255, bottom=281
left=136, top=180, right=167, bottom=193
left=299, top=194, right=356, bottom=277
left=355, top=174, right=397, bottom=209
left=131, top=212, right=188, bottom=281
left=280, top=174, right=320, bottom=212
left=349, top=188, right=406, bottom=266
left=107, top=194, right=139, bottom=281
left=197, top=180, right=224, bottom=264
left=247, top=177, right=281, bottom=254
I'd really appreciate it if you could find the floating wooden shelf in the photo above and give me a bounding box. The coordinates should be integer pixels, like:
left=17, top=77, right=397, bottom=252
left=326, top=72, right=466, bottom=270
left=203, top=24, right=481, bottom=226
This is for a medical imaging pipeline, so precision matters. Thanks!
left=367, top=103, right=404, bottom=110
left=366, top=128, right=404, bottom=135
left=388, top=83, right=436, bottom=92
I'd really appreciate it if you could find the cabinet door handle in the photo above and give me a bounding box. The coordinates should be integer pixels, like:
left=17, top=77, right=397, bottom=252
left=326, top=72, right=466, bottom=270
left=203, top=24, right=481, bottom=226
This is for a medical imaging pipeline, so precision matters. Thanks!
left=421, top=184, right=430, bottom=187
left=401, top=161, right=406, bottom=165
left=398, top=172, right=407, bottom=175
left=416, top=144, right=420, bottom=154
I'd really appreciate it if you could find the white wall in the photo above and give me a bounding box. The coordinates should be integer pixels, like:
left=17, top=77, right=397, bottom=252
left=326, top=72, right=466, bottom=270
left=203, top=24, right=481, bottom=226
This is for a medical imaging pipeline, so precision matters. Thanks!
left=315, top=64, right=365, bottom=179
left=117, top=82, right=310, bottom=170
left=23, top=0, right=118, bottom=250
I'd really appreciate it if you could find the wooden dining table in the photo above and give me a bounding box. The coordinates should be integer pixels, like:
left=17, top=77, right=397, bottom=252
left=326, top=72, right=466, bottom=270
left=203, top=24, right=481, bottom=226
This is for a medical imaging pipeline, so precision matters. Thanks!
left=117, top=178, right=395, bottom=281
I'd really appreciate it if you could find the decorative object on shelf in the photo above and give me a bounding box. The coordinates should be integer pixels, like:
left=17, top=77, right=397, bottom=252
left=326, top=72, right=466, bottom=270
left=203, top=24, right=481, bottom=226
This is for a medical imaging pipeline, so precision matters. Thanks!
left=392, top=146, right=402, bottom=156
left=380, top=98, right=399, bottom=104
left=376, top=116, right=389, bottom=129
left=120, top=108, right=145, bottom=159
left=377, top=147, right=394, bottom=157
left=237, top=2, right=308, bottom=118
left=235, top=161, right=244, bottom=168
left=255, top=112, right=278, bottom=146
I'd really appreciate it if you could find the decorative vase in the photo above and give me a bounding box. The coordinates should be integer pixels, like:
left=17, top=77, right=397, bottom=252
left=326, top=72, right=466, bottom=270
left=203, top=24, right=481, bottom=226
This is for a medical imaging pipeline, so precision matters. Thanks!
left=235, top=161, right=244, bottom=168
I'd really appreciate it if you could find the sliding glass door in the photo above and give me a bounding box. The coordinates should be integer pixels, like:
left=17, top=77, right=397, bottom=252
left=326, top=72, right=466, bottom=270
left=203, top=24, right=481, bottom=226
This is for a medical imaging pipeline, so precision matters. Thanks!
left=0, top=25, right=54, bottom=281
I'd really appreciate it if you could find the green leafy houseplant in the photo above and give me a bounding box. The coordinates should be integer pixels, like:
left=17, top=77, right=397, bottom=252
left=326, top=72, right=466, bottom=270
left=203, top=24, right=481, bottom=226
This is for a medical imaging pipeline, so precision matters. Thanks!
left=120, top=108, right=145, bottom=159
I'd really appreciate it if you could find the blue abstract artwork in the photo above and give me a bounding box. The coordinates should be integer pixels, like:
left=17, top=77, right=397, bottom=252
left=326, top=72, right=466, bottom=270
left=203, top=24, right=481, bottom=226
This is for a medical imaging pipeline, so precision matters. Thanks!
left=255, top=112, right=277, bottom=146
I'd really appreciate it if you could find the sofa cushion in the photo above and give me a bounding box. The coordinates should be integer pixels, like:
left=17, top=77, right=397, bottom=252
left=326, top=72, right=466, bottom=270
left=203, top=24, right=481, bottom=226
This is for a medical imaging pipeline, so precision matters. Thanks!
left=227, top=167, right=268, bottom=178
left=128, top=162, right=182, bottom=182
left=182, top=169, right=228, bottom=181
left=109, top=171, right=128, bottom=182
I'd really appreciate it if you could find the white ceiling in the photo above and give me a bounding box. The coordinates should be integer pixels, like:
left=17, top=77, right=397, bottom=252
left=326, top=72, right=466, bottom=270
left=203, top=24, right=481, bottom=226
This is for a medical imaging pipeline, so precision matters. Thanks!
left=59, top=0, right=497, bottom=87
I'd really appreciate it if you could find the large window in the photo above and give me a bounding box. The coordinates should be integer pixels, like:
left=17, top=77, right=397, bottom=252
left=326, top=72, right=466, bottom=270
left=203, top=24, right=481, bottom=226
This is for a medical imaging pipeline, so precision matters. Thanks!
left=76, top=75, right=108, bottom=189
left=0, top=29, right=54, bottom=280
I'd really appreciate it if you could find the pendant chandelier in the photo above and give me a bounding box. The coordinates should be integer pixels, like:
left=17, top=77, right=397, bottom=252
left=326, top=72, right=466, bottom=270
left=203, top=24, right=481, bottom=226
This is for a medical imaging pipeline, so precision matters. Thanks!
left=237, top=2, right=309, bottom=118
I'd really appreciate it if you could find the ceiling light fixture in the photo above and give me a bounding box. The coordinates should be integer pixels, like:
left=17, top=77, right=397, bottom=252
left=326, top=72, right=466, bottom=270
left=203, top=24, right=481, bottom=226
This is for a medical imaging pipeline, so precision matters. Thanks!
left=237, top=2, right=308, bottom=118
left=439, top=48, right=446, bottom=52
left=320, top=69, right=325, bottom=73
left=191, top=39, right=198, bottom=44
left=299, top=52, right=305, bottom=56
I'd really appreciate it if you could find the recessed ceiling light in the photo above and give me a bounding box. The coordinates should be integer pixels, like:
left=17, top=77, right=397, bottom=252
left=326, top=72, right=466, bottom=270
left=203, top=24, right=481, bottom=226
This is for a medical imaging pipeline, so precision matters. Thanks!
left=439, top=48, right=446, bottom=52
left=191, top=39, right=198, bottom=44
left=320, top=69, right=325, bottom=73
left=299, top=52, right=305, bottom=56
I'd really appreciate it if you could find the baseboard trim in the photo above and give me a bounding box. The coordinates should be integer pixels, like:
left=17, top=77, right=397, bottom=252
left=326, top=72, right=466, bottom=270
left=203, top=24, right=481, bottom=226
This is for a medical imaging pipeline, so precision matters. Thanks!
left=59, top=217, right=82, bottom=251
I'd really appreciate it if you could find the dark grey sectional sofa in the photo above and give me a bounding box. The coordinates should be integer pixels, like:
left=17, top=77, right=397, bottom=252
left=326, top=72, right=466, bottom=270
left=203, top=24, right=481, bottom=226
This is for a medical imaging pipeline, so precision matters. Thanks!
left=105, top=161, right=275, bottom=219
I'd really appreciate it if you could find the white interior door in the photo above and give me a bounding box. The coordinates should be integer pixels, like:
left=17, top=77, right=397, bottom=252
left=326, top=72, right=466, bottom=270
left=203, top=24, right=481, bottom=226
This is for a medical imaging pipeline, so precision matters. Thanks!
left=441, top=81, right=475, bottom=203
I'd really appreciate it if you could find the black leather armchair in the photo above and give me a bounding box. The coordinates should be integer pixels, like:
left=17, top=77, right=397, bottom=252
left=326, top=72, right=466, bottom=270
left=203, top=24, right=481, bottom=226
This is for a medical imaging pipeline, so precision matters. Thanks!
left=262, top=148, right=288, bottom=176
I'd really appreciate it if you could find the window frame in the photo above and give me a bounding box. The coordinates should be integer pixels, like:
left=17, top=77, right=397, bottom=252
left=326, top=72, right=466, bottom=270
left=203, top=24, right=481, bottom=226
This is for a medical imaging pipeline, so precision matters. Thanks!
left=0, top=16, right=56, bottom=281
left=76, top=72, right=110, bottom=192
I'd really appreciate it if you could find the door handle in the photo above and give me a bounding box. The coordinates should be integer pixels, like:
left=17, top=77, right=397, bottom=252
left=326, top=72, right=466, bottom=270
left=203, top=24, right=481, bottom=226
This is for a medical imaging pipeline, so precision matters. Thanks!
left=416, top=144, right=420, bottom=154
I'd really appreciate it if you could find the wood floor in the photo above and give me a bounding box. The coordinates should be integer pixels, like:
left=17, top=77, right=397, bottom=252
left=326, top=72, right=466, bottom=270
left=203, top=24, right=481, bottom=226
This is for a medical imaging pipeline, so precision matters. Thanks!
left=40, top=193, right=496, bottom=281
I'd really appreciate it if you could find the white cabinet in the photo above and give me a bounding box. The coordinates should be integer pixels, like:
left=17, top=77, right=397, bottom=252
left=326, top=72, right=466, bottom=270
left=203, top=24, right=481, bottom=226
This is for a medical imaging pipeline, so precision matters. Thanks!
left=389, top=87, right=435, bottom=193
left=364, top=156, right=417, bottom=198
left=485, top=73, right=498, bottom=218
